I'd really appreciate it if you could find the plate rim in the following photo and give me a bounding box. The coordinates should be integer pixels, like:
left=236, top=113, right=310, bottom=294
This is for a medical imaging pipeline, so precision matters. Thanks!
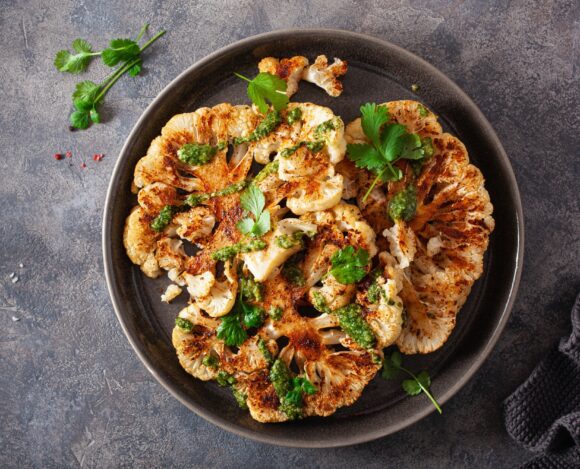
left=102, top=27, right=524, bottom=447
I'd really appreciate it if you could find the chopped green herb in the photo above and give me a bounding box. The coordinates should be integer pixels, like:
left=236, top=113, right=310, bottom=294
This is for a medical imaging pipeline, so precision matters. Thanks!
left=211, top=239, right=267, bottom=261
left=151, top=205, right=182, bottom=232
left=381, top=350, right=442, bottom=414
left=234, top=110, right=282, bottom=144
left=258, top=338, right=274, bottom=365
left=268, top=306, right=283, bottom=320
left=184, top=180, right=249, bottom=207
left=177, top=143, right=218, bottom=165
left=287, top=107, right=302, bottom=125
left=367, top=282, right=384, bottom=304
left=388, top=185, right=417, bottom=222
left=329, top=246, right=370, bottom=284
left=202, top=354, right=219, bottom=369
left=269, top=359, right=292, bottom=398
left=335, top=304, right=376, bottom=349
left=417, top=104, right=429, bottom=117
left=216, top=370, right=237, bottom=387
left=234, top=72, right=289, bottom=114
left=175, top=317, right=194, bottom=332
left=232, top=387, right=248, bottom=409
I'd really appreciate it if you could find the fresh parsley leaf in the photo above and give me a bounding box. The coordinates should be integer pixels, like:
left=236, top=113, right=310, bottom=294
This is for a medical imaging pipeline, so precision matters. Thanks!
left=240, top=300, right=265, bottom=328
left=235, top=72, right=289, bottom=113
left=381, top=350, right=402, bottom=379
left=72, top=80, right=100, bottom=102
left=402, top=378, right=422, bottom=396
left=329, top=246, right=370, bottom=284
left=60, top=26, right=166, bottom=130
left=216, top=310, right=248, bottom=347
left=240, top=184, right=265, bottom=217
left=237, top=185, right=271, bottom=237
left=380, top=349, right=442, bottom=414
left=70, top=110, right=91, bottom=130
left=54, top=39, right=98, bottom=74
left=347, top=103, right=430, bottom=201
left=361, top=103, right=389, bottom=148
left=102, top=38, right=141, bottom=66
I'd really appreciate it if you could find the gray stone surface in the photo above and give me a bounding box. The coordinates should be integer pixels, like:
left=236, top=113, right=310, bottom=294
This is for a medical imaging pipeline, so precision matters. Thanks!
left=1, top=0, right=578, bottom=467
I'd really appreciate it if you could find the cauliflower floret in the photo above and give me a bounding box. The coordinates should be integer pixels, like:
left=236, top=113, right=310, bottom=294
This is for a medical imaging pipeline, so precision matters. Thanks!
left=161, top=284, right=183, bottom=303
left=155, top=237, right=187, bottom=271
left=243, top=219, right=317, bottom=281
left=172, top=206, right=215, bottom=244
left=184, top=271, right=215, bottom=298
left=172, top=304, right=223, bottom=381
left=123, top=207, right=161, bottom=278
left=258, top=56, right=309, bottom=97
left=309, top=274, right=356, bottom=311
left=287, top=174, right=344, bottom=215
left=195, top=262, right=238, bottom=317
left=383, top=221, right=417, bottom=269
left=302, top=55, right=348, bottom=97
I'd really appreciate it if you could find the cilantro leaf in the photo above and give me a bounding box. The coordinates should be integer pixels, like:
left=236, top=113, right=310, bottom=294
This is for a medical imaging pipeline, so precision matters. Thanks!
left=235, top=72, right=289, bottom=113
left=70, top=110, right=91, bottom=129
left=237, top=185, right=271, bottom=237
left=329, top=246, right=370, bottom=284
left=102, top=38, right=141, bottom=66
left=216, top=310, right=248, bottom=347
left=380, top=349, right=442, bottom=414
left=240, top=184, right=265, bottom=218
left=72, top=80, right=100, bottom=102
left=54, top=38, right=97, bottom=74
left=347, top=103, right=431, bottom=202
left=127, top=61, right=142, bottom=77
left=236, top=218, right=255, bottom=235
left=360, top=103, right=389, bottom=148
left=402, top=378, right=422, bottom=396
left=240, top=300, right=264, bottom=328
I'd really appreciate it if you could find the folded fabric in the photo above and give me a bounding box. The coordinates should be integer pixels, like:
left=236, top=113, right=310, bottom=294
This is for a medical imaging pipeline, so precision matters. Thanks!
left=503, top=293, right=580, bottom=468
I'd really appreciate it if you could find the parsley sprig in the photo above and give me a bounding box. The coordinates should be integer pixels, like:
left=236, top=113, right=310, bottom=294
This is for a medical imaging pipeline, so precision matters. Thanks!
left=216, top=283, right=265, bottom=347
left=382, top=350, right=442, bottom=414
left=237, top=185, right=271, bottom=237
left=54, top=24, right=165, bottom=130
left=235, top=72, right=289, bottom=113
left=329, top=246, right=370, bottom=284
left=347, top=103, right=431, bottom=201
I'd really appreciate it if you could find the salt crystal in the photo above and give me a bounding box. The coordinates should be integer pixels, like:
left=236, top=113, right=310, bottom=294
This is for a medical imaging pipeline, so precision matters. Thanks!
left=12, top=316, right=20, bottom=322
left=11, top=276, right=19, bottom=283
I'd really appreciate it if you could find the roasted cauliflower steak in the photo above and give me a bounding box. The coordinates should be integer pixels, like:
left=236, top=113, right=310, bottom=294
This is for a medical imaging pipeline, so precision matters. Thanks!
left=123, top=95, right=494, bottom=422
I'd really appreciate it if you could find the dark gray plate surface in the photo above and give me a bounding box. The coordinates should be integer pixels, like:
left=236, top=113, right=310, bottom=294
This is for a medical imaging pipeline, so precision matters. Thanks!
left=103, top=29, right=523, bottom=447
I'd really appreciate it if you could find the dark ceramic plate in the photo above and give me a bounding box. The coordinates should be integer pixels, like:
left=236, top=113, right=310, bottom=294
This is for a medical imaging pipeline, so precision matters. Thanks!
left=103, top=29, right=523, bottom=447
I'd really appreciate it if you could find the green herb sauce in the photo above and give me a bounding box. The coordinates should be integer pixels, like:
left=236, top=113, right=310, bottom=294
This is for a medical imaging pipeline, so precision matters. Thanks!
left=216, top=370, right=236, bottom=387
left=240, top=274, right=264, bottom=302
left=282, top=262, right=305, bottom=287
left=275, top=232, right=308, bottom=249
left=177, top=143, right=218, bottom=165
left=280, top=140, right=324, bottom=158
left=314, top=118, right=336, bottom=138
left=287, top=107, right=302, bottom=125
left=150, top=205, right=181, bottom=232
left=335, top=304, right=376, bottom=349
left=388, top=185, right=417, bottom=222
left=202, top=354, right=219, bottom=369
left=268, top=306, right=283, bottom=320
left=184, top=180, right=249, bottom=207
left=257, top=338, right=273, bottom=365
left=232, top=387, right=248, bottom=409
left=254, top=160, right=279, bottom=183
left=311, top=291, right=332, bottom=314
left=211, top=239, right=267, bottom=261
left=269, top=359, right=291, bottom=398
left=175, top=317, right=194, bottom=332
left=234, top=110, right=282, bottom=144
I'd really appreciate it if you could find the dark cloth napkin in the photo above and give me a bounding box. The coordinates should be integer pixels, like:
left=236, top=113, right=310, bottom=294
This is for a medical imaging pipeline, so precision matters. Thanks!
left=504, top=294, right=580, bottom=468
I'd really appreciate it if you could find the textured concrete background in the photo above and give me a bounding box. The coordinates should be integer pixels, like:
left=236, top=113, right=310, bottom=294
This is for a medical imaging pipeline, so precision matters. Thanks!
left=1, top=0, right=579, bottom=467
